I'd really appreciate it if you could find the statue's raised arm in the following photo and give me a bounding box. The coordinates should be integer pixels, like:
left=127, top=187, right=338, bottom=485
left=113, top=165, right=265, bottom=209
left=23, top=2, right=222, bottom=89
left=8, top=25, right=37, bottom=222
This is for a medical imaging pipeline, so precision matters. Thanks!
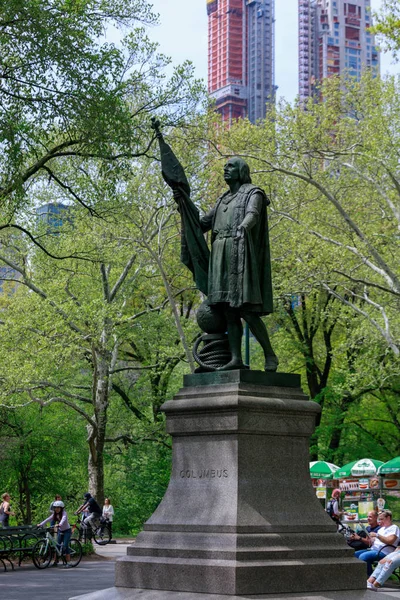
left=151, top=118, right=209, bottom=295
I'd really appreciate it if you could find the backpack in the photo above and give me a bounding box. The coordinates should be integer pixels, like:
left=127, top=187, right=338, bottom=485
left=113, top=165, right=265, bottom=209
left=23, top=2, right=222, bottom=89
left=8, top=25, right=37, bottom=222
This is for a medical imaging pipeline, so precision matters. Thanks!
left=326, top=500, right=335, bottom=518
left=326, top=499, right=340, bottom=522
left=347, top=530, right=368, bottom=550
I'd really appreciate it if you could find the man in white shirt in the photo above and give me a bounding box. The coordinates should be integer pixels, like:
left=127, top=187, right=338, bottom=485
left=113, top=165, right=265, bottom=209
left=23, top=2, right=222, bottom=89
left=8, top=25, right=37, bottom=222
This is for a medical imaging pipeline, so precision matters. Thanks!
left=354, top=510, right=399, bottom=576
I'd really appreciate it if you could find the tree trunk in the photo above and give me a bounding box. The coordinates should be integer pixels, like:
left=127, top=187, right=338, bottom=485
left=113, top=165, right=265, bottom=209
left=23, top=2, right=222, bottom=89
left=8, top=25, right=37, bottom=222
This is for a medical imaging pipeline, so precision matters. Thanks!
left=23, top=475, right=32, bottom=525
left=87, top=345, right=110, bottom=506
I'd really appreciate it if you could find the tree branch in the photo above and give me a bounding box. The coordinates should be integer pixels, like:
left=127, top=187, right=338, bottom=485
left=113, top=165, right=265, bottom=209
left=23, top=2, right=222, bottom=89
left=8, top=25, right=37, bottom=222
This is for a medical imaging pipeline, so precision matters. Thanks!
left=104, top=433, right=171, bottom=449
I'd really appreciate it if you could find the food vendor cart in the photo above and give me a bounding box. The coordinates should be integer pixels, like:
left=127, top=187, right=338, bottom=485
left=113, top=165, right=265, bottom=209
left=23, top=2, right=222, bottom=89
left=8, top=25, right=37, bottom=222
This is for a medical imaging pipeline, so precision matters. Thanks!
left=336, top=458, right=384, bottom=524
left=378, top=457, right=400, bottom=510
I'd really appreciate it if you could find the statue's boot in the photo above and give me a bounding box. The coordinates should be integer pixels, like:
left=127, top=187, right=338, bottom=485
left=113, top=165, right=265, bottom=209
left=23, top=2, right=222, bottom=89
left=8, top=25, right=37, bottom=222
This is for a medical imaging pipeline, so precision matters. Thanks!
left=218, top=359, right=248, bottom=371
left=264, top=354, right=279, bottom=372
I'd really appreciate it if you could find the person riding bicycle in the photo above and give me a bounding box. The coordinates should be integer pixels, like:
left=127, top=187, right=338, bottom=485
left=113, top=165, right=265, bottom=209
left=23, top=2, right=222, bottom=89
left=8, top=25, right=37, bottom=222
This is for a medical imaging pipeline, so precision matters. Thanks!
left=75, top=492, right=102, bottom=532
left=49, top=494, right=63, bottom=527
left=37, top=500, right=72, bottom=568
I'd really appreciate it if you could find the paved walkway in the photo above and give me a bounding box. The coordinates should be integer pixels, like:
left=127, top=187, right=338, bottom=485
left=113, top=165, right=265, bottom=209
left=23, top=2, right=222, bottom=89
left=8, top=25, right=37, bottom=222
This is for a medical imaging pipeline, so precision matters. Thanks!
left=0, top=540, right=132, bottom=600
left=94, top=540, right=132, bottom=559
left=0, top=561, right=115, bottom=600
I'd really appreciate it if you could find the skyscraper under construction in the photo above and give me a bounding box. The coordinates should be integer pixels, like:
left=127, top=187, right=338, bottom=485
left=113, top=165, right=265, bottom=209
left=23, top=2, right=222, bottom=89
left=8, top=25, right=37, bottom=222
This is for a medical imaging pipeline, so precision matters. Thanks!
left=207, top=0, right=275, bottom=124
left=299, top=0, right=379, bottom=103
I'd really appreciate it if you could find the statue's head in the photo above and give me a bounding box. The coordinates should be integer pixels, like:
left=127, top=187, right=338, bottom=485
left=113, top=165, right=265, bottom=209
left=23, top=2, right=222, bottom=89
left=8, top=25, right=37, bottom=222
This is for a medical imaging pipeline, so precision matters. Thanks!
left=223, top=157, right=252, bottom=185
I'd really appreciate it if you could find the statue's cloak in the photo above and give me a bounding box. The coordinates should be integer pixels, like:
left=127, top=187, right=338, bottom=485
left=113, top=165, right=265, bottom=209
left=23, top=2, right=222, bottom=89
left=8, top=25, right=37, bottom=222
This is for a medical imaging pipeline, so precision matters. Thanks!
left=202, top=184, right=273, bottom=315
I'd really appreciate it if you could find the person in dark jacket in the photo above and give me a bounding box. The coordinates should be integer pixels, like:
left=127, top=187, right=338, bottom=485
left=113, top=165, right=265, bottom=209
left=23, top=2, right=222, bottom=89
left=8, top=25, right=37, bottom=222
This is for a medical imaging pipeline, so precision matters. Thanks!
left=75, top=492, right=102, bottom=531
left=348, top=511, right=379, bottom=550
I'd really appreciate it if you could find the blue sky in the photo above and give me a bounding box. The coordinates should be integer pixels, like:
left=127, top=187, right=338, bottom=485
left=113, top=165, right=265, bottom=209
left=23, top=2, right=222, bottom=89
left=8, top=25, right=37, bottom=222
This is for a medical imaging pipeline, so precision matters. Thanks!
left=146, top=0, right=398, bottom=103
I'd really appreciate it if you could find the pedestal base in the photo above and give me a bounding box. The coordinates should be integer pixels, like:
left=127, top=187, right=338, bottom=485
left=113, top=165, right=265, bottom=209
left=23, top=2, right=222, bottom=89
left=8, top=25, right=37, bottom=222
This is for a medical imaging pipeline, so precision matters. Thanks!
left=70, top=587, right=399, bottom=600
left=73, top=372, right=368, bottom=598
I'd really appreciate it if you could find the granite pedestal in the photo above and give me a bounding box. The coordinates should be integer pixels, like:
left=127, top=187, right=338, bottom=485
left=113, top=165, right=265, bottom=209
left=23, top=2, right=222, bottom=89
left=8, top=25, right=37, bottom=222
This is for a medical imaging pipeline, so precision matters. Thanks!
left=72, top=371, right=367, bottom=599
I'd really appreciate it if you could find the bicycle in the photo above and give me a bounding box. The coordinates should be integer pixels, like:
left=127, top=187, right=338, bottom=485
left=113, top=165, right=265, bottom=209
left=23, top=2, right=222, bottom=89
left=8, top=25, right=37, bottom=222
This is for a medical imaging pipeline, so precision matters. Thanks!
left=337, top=521, right=355, bottom=539
left=32, top=527, right=82, bottom=569
left=72, top=514, right=111, bottom=546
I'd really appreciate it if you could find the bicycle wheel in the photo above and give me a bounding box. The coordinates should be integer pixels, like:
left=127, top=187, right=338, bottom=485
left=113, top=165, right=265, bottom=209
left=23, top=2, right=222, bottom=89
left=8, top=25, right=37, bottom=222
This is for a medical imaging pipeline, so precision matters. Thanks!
left=68, top=538, right=82, bottom=567
left=93, top=524, right=111, bottom=545
left=32, top=539, right=53, bottom=569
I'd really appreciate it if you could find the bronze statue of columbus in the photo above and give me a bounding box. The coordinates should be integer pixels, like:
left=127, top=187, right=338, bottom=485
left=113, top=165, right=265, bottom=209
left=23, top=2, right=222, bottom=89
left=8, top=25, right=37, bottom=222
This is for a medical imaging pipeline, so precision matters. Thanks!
left=174, top=157, right=278, bottom=372
left=151, top=119, right=278, bottom=372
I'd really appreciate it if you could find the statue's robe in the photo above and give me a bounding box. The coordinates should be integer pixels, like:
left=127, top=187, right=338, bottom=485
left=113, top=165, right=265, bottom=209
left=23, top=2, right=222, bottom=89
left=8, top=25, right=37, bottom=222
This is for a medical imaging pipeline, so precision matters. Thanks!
left=200, top=184, right=273, bottom=315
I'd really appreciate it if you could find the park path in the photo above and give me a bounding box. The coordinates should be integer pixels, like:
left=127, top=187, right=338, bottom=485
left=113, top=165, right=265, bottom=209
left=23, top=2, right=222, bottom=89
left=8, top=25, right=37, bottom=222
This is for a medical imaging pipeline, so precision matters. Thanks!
left=0, top=539, right=133, bottom=600
left=94, top=539, right=133, bottom=559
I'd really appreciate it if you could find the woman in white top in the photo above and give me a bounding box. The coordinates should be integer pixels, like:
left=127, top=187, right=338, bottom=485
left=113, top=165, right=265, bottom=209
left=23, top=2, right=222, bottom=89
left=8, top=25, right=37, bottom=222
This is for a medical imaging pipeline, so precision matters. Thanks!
left=102, top=498, right=114, bottom=538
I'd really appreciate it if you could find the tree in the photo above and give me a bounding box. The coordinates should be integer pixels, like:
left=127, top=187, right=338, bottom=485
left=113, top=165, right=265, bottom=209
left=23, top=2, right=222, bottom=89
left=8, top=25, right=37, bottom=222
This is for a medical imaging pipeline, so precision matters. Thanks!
left=0, top=405, right=87, bottom=524
left=211, top=73, right=400, bottom=357
left=1, top=0, right=146, bottom=209
left=0, top=146, right=202, bottom=503
left=370, top=0, right=400, bottom=59
left=0, top=0, right=206, bottom=504
left=0, top=0, right=204, bottom=257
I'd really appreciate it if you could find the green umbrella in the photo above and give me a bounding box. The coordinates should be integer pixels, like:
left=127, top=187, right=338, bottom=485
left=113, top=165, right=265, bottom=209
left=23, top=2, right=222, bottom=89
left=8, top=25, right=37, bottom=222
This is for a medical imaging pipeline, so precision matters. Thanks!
left=309, top=461, right=340, bottom=478
left=335, top=460, right=358, bottom=478
left=336, top=458, right=384, bottom=478
left=378, top=457, right=400, bottom=475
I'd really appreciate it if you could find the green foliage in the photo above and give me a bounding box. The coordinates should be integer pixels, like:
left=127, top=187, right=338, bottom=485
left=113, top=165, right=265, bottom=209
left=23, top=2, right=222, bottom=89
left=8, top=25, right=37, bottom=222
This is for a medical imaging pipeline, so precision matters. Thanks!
left=0, top=121, right=205, bottom=525
left=0, top=404, right=87, bottom=524
left=80, top=540, right=95, bottom=556
left=370, top=0, right=400, bottom=59
left=0, top=0, right=206, bottom=516
left=0, top=0, right=205, bottom=222
left=105, top=440, right=171, bottom=535
left=1, top=55, right=400, bottom=536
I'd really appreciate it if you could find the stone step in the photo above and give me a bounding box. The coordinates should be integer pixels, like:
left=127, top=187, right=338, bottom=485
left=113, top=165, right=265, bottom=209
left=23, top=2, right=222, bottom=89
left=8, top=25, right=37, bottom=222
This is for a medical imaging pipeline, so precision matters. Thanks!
left=115, top=554, right=366, bottom=595
left=128, top=545, right=355, bottom=560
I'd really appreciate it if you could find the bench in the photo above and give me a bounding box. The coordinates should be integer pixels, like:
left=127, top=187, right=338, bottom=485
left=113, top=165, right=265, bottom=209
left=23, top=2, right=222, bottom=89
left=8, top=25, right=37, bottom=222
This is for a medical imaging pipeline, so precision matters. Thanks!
left=0, top=526, right=45, bottom=571
left=371, top=544, right=400, bottom=587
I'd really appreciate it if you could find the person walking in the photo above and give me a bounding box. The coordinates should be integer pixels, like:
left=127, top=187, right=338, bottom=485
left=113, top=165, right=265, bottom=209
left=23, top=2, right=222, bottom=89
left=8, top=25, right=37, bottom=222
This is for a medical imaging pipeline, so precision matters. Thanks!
left=102, top=498, right=114, bottom=539
left=0, top=493, right=15, bottom=527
